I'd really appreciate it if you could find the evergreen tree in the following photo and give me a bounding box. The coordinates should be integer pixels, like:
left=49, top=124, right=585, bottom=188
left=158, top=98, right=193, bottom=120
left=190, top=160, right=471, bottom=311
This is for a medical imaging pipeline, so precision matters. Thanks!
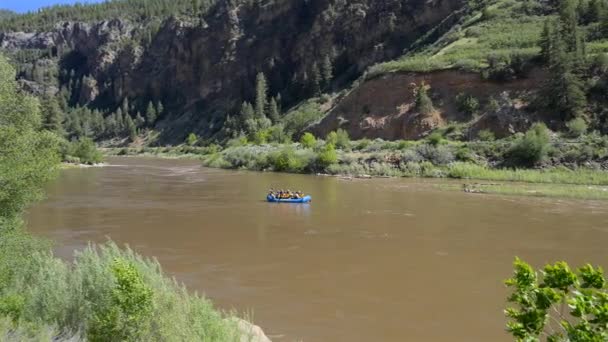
left=41, top=95, right=64, bottom=135
left=66, top=109, right=83, bottom=137
left=586, top=0, right=604, bottom=23
left=322, top=55, right=333, bottom=88
left=544, top=35, right=587, bottom=120
left=559, top=0, right=583, bottom=60
left=539, top=19, right=553, bottom=63
left=135, top=111, right=145, bottom=128
left=191, top=0, right=200, bottom=15
left=105, top=114, right=117, bottom=136
left=121, top=97, right=130, bottom=116
left=146, top=102, right=157, bottom=125
left=116, top=108, right=125, bottom=133
left=414, top=82, right=434, bottom=115
left=240, top=101, right=255, bottom=120
left=125, top=115, right=137, bottom=141
left=255, top=72, right=268, bottom=119
left=268, top=97, right=280, bottom=123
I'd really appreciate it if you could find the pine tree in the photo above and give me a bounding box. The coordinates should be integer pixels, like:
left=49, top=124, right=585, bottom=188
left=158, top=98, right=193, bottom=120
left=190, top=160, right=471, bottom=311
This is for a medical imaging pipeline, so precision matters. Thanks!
left=414, top=82, right=434, bottom=115
left=121, top=97, right=130, bottom=116
left=268, top=97, right=280, bottom=123
left=586, top=0, right=604, bottom=23
left=41, top=95, right=64, bottom=135
left=105, top=114, right=116, bottom=136
left=240, top=101, right=255, bottom=120
left=544, top=35, right=587, bottom=120
left=322, top=55, right=333, bottom=88
left=255, top=72, right=268, bottom=119
left=116, top=108, right=125, bottom=133
left=146, top=102, right=157, bottom=125
left=191, top=0, right=200, bottom=15
left=125, top=115, right=137, bottom=141
left=539, top=19, right=553, bottom=64
left=559, top=0, right=582, bottom=58
left=135, top=111, right=145, bottom=127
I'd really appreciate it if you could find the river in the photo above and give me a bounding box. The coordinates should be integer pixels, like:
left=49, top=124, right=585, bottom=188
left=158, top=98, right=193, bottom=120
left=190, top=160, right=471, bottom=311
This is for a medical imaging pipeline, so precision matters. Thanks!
left=26, top=157, right=608, bottom=341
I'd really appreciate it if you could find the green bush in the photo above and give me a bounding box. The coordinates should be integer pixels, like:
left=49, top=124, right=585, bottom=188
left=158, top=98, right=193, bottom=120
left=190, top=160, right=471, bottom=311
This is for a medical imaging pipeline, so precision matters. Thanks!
left=267, top=124, right=292, bottom=143
left=89, top=258, right=153, bottom=342
left=477, top=129, right=496, bottom=141
left=65, top=137, right=104, bottom=165
left=505, top=258, right=608, bottom=341
left=269, top=148, right=309, bottom=173
left=455, top=93, right=480, bottom=116
left=300, top=132, right=317, bottom=148
left=426, top=132, right=444, bottom=146
left=186, top=133, right=198, bottom=146
left=316, top=143, right=338, bottom=169
left=335, top=129, right=350, bottom=149
left=507, top=123, right=551, bottom=167
left=566, top=117, right=588, bottom=138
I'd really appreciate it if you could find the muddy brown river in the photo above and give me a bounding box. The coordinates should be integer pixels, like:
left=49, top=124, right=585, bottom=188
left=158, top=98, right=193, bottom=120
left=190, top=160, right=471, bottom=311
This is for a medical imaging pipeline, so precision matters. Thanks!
left=26, top=157, right=608, bottom=341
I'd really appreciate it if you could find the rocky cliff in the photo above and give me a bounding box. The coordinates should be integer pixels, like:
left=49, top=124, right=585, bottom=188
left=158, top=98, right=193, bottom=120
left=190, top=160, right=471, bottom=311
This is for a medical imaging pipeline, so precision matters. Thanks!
left=0, top=0, right=466, bottom=142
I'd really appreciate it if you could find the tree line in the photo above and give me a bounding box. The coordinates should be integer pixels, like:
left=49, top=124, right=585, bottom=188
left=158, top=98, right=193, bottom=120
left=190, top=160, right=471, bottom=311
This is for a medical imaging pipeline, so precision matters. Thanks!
left=0, top=0, right=217, bottom=32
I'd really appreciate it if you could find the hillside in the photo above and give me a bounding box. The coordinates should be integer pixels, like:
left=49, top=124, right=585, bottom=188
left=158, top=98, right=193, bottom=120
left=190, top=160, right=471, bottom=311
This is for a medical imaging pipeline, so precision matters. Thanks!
left=311, top=0, right=608, bottom=140
left=1, top=0, right=608, bottom=145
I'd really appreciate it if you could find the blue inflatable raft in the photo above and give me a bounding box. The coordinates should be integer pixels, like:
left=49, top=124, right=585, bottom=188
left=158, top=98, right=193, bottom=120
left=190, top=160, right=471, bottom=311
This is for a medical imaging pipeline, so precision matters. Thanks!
left=267, top=195, right=312, bottom=203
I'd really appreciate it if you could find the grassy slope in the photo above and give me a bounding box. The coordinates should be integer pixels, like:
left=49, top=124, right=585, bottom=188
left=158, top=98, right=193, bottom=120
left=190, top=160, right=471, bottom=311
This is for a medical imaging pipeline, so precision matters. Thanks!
left=368, top=0, right=608, bottom=75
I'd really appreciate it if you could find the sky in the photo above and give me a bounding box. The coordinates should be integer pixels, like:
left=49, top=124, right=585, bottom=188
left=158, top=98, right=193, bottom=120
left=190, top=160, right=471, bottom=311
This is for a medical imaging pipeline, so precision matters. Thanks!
left=1, top=0, right=104, bottom=13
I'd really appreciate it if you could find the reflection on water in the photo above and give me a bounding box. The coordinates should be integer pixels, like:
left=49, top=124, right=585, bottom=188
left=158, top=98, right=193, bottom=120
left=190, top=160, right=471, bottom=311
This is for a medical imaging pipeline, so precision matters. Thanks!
left=27, top=157, right=608, bottom=342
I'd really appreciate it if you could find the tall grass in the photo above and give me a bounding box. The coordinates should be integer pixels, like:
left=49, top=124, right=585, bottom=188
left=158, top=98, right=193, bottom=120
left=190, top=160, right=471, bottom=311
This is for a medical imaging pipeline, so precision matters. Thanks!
left=447, top=162, right=608, bottom=185
left=0, top=224, right=240, bottom=341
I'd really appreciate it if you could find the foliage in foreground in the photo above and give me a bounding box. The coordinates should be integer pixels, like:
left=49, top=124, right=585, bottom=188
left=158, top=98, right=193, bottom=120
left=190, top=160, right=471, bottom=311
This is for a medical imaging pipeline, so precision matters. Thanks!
left=0, top=235, right=239, bottom=341
left=505, top=258, right=608, bottom=341
left=0, top=53, right=238, bottom=341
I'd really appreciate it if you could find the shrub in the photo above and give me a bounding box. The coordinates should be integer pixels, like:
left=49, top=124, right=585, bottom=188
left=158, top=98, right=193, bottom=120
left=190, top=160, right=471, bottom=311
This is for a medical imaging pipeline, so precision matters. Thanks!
left=252, top=129, right=270, bottom=145
left=335, top=129, right=350, bottom=149
left=326, top=131, right=338, bottom=146
left=66, top=137, right=104, bottom=165
left=267, top=124, right=292, bottom=143
left=186, top=133, right=198, bottom=146
left=455, top=93, right=480, bottom=116
left=414, top=82, right=434, bottom=115
left=507, top=123, right=551, bottom=167
left=566, top=117, right=588, bottom=138
left=416, top=144, right=455, bottom=165
left=455, top=147, right=476, bottom=162
left=401, top=149, right=422, bottom=163
left=485, top=97, right=500, bottom=114
left=316, top=143, right=338, bottom=169
left=268, top=147, right=310, bottom=173
left=300, top=132, right=316, bottom=148
left=88, top=258, right=153, bottom=342
left=477, top=129, right=496, bottom=141
left=426, top=132, right=444, bottom=146
left=505, top=258, right=608, bottom=341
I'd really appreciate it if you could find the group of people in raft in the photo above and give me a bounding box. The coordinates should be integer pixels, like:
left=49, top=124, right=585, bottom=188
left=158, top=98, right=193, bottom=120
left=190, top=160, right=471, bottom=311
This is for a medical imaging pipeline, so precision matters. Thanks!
left=268, top=189, right=305, bottom=199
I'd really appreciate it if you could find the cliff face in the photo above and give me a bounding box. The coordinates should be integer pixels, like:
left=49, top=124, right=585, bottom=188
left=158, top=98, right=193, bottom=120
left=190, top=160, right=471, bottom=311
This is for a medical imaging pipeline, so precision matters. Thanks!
left=0, top=0, right=465, bottom=142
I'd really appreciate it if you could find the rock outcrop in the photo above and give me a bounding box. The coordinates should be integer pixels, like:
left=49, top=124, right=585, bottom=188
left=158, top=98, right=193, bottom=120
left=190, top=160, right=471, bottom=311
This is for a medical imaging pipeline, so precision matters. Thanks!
left=0, top=0, right=465, bottom=142
left=309, top=69, right=544, bottom=140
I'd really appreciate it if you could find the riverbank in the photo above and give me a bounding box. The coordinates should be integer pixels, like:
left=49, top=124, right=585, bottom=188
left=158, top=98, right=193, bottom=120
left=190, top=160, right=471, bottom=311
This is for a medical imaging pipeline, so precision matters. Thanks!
left=104, top=140, right=608, bottom=200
